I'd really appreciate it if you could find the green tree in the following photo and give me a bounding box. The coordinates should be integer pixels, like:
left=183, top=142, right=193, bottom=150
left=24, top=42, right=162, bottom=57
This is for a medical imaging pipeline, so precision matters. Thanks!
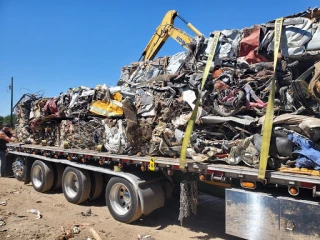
left=1, top=114, right=17, bottom=127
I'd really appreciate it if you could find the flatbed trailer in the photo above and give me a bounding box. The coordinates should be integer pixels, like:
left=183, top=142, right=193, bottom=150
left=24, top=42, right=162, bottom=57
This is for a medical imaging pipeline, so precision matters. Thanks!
left=4, top=142, right=320, bottom=239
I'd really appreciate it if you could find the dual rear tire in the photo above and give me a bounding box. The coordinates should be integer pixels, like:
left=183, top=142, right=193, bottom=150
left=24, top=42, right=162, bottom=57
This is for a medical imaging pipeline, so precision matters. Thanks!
left=31, top=160, right=54, bottom=193
left=106, top=177, right=142, bottom=223
left=62, top=166, right=91, bottom=204
left=29, top=161, right=142, bottom=223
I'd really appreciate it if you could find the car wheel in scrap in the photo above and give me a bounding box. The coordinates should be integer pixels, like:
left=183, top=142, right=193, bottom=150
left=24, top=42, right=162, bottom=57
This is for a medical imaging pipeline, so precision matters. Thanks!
left=89, top=172, right=104, bottom=201
left=105, top=177, right=142, bottom=223
left=31, top=160, right=54, bottom=193
left=62, top=167, right=91, bottom=204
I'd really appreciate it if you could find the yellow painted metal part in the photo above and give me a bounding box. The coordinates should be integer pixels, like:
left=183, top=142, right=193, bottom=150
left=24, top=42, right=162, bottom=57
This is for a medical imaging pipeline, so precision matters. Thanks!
left=90, top=100, right=123, bottom=117
left=149, top=157, right=155, bottom=171
left=90, top=92, right=123, bottom=117
left=141, top=10, right=203, bottom=61
left=168, top=27, right=193, bottom=49
left=114, top=166, right=122, bottom=172
left=258, top=18, right=283, bottom=181
left=180, top=32, right=221, bottom=170
left=187, top=23, right=202, bottom=37
left=63, top=141, right=69, bottom=149
left=96, top=144, right=103, bottom=152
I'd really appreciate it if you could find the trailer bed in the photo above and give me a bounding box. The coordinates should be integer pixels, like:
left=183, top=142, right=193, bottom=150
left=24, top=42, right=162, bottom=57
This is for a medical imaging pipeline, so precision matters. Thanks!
left=7, top=143, right=320, bottom=196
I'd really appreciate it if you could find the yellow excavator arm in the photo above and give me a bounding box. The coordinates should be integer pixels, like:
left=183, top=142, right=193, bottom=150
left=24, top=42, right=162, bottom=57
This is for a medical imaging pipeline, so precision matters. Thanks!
left=140, top=10, right=203, bottom=61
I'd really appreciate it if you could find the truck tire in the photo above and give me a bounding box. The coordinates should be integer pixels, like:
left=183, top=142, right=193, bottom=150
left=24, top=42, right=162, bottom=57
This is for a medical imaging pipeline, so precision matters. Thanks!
left=105, top=177, right=142, bottom=223
left=12, top=157, right=26, bottom=181
left=62, top=167, right=91, bottom=204
left=31, top=160, right=54, bottom=193
left=89, top=172, right=103, bottom=201
left=52, top=163, right=64, bottom=190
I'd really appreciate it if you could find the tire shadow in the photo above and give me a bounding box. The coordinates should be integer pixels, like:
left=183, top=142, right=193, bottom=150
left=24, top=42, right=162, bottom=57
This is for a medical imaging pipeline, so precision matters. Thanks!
left=133, top=192, right=243, bottom=240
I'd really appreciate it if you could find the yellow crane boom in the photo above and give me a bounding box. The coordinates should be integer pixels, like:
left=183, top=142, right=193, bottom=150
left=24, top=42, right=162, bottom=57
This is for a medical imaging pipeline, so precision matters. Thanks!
left=140, top=10, right=203, bottom=61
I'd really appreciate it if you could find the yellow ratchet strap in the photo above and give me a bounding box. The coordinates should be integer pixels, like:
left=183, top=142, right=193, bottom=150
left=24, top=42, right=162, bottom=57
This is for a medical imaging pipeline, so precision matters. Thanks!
left=180, top=32, right=220, bottom=170
left=258, top=18, right=283, bottom=181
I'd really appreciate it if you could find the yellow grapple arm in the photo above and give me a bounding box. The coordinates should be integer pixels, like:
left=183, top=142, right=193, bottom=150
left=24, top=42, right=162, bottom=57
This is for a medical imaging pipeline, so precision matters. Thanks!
left=140, top=10, right=203, bottom=61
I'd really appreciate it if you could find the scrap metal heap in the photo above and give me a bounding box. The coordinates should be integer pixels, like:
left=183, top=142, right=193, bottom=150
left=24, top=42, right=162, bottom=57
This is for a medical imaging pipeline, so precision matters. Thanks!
left=15, top=7, right=320, bottom=170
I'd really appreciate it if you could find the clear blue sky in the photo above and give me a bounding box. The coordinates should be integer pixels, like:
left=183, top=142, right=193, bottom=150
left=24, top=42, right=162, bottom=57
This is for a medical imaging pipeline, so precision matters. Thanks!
left=0, top=0, right=318, bottom=116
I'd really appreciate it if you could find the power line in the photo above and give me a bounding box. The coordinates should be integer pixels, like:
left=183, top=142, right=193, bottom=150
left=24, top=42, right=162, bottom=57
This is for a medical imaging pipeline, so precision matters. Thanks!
left=8, top=77, right=13, bottom=128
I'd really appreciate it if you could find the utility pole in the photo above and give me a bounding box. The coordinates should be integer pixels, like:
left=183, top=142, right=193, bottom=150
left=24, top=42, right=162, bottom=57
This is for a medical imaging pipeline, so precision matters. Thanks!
left=9, top=77, right=13, bottom=128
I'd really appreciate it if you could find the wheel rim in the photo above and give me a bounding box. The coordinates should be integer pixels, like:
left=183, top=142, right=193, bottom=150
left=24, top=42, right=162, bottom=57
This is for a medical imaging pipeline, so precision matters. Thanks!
left=64, top=172, right=79, bottom=198
left=12, top=159, right=24, bottom=178
left=109, top=183, right=131, bottom=216
left=32, top=165, right=43, bottom=188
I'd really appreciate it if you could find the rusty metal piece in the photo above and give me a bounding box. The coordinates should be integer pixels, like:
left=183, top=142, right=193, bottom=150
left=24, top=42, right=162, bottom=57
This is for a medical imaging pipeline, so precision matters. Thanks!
left=214, top=80, right=229, bottom=91
left=308, top=62, right=320, bottom=102
left=212, top=68, right=223, bottom=78
left=279, top=167, right=320, bottom=176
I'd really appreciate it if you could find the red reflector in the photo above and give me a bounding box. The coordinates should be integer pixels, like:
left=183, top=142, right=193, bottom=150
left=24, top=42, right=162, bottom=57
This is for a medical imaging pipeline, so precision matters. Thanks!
left=122, top=159, right=129, bottom=163
left=300, top=182, right=314, bottom=189
left=173, top=165, right=180, bottom=170
left=207, top=170, right=214, bottom=174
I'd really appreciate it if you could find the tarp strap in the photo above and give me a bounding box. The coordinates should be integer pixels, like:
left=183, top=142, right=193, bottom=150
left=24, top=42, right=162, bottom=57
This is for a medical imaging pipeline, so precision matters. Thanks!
left=180, top=32, right=220, bottom=170
left=258, top=18, right=284, bottom=181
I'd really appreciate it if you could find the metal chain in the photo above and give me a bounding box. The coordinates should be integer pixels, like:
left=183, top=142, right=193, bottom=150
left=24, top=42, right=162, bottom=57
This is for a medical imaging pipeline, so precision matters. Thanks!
left=178, top=180, right=198, bottom=225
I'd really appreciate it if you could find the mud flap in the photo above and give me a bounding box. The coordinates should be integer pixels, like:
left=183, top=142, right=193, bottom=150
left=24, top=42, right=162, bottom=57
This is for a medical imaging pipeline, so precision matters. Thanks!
left=4, top=153, right=14, bottom=177
left=137, top=181, right=165, bottom=215
left=24, top=157, right=35, bottom=184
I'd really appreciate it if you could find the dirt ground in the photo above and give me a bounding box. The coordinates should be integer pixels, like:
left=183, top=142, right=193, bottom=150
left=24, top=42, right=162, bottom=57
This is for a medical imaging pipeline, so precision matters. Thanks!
left=0, top=177, right=240, bottom=240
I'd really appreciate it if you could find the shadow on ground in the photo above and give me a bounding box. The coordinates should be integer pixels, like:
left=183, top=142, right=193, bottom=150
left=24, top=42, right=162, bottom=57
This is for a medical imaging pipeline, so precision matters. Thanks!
left=29, top=181, right=242, bottom=239
left=133, top=193, right=242, bottom=240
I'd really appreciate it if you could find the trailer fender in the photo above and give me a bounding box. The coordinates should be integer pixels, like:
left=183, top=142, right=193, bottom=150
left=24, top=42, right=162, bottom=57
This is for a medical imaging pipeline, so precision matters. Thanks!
left=137, top=181, right=165, bottom=215
left=116, top=173, right=165, bottom=215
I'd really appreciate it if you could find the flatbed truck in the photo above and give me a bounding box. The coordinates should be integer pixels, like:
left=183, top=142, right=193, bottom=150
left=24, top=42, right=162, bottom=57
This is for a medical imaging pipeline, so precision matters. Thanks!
left=4, top=142, right=320, bottom=239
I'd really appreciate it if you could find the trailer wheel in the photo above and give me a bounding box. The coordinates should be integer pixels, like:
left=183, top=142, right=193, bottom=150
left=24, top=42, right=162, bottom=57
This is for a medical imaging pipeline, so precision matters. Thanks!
left=105, top=177, right=142, bottom=223
left=31, top=160, right=54, bottom=193
left=62, top=167, right=91, bottom=204
left=12, top=157, right=26, bottom=181
left=89, top=172, right=103, bottom=201
left=52, top=163, right=64, bottom=190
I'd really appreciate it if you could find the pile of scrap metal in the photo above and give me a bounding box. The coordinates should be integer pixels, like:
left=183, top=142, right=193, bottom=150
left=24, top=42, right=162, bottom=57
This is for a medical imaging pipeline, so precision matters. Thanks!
left=14, top=7, right=320, bottom=170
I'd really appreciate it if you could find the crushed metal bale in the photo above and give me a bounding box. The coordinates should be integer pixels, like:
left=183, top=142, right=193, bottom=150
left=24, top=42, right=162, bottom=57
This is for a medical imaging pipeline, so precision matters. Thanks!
left=14, top=7, right=320, bottom=171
